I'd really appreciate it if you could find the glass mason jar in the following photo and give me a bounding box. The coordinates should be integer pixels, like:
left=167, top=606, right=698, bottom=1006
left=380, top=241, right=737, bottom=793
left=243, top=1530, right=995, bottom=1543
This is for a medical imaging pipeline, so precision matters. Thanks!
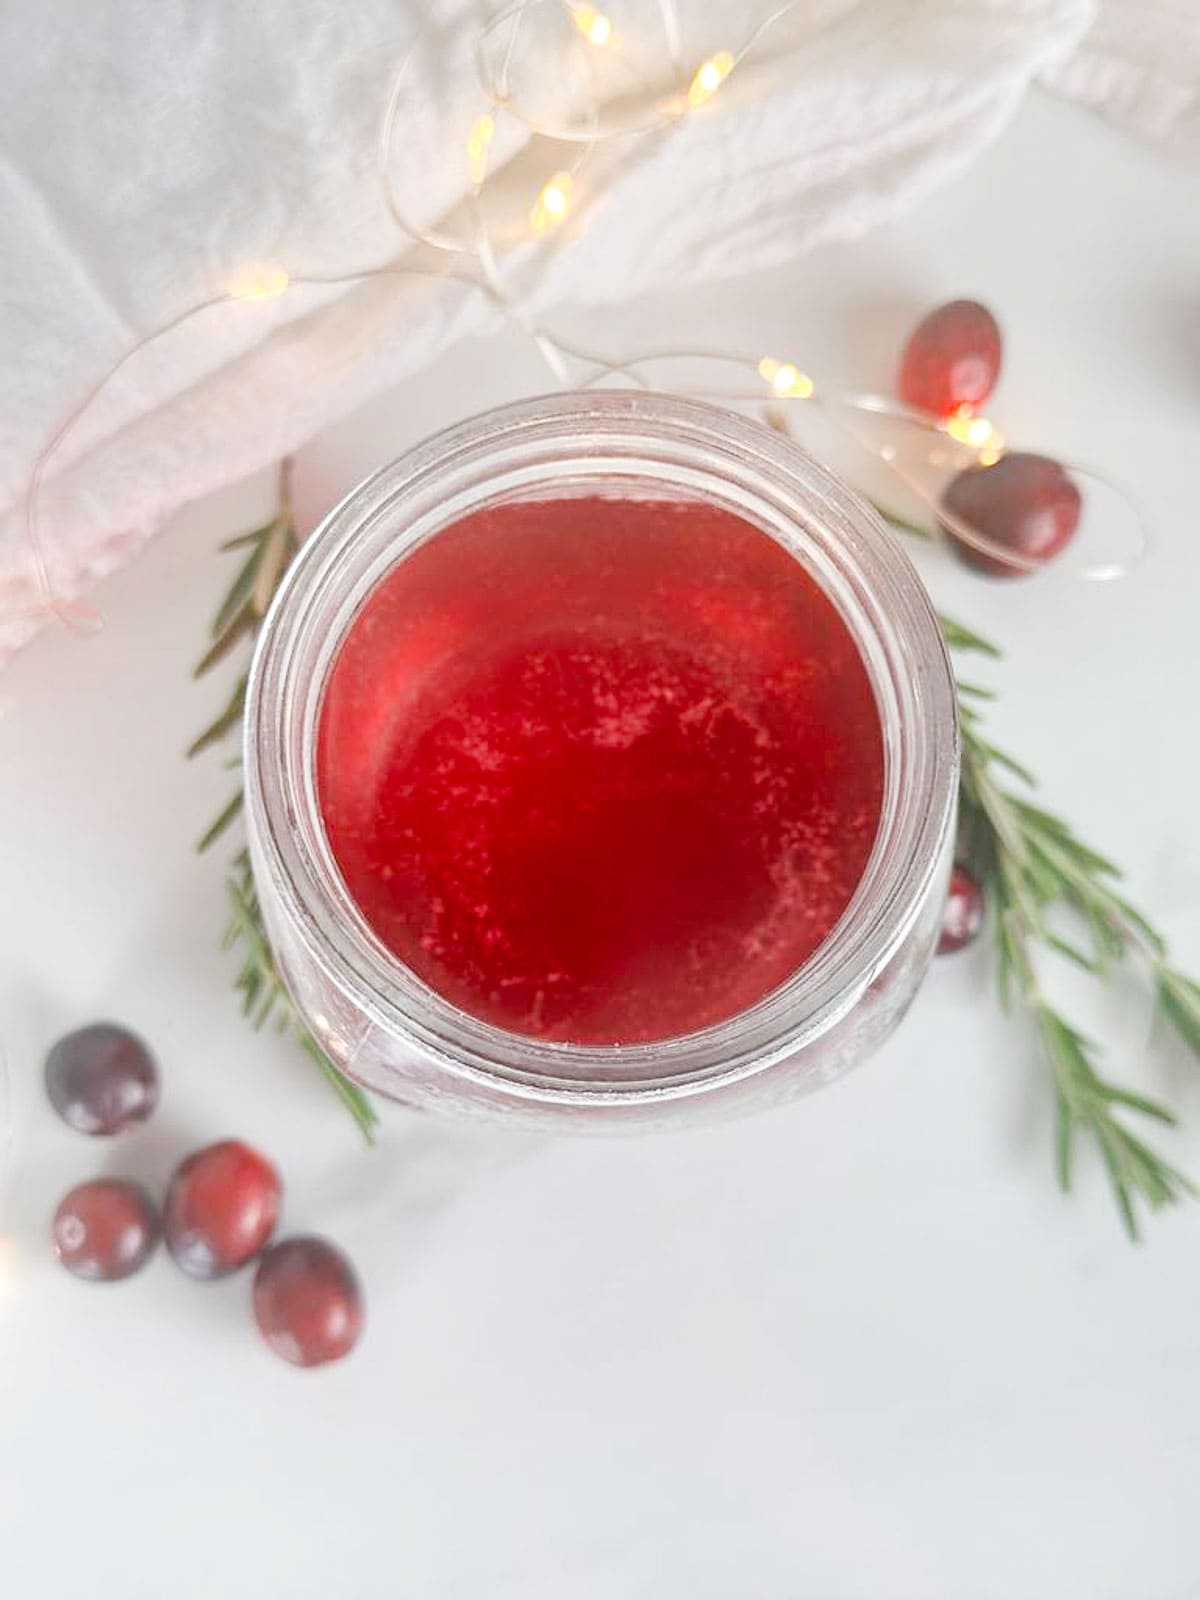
left=244, top=392, right=958, bottom=1129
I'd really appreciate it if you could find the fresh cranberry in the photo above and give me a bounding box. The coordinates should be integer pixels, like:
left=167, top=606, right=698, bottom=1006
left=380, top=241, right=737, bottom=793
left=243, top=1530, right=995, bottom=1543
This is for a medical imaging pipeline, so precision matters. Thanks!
left=163, top=1140, right=281, bottom=1279
left=44, top=1023, right=159, bottom=1135
left=898, top=299, right=1002, bottom=417
left=940, top=452, right=1081, bottom=577
left=253, top=1237, right=364, bottom=1368
left=938, top=865, right=985, bottom=954
left=53, top=1179, right=160, bottom=1281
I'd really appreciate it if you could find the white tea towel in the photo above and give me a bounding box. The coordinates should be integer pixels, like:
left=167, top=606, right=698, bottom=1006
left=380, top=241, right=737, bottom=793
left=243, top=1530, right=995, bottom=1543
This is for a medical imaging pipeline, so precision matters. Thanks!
left=0, top=0, right=1187, bottom=660
left=1044, top=0, right=1200, bottom=154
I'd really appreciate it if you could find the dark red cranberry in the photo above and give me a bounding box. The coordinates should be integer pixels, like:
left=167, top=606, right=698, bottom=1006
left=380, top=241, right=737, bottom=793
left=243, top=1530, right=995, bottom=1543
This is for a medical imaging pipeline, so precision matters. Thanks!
left=53, top=1179, right=160, bottom=1281
left=253, top=1237, right=364, bottom=1368
left=940, top=452, right=1081, bottom=577
left=44, top=1023, right=159, bottom=1135
left=164, top=1140, right=280, bottom=1279
left=938, top=865, right=985, bottom=954
left=898, top=299, right=1002, bottom=417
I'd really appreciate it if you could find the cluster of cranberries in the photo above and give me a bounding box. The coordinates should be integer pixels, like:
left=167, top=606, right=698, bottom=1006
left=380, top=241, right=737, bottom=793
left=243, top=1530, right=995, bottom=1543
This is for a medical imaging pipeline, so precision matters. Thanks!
left=897, top=298, right=1082, bottom=577
left=895, top=297, right=1060, bottom=956
left=47, top=1023, right=363, bottom=1368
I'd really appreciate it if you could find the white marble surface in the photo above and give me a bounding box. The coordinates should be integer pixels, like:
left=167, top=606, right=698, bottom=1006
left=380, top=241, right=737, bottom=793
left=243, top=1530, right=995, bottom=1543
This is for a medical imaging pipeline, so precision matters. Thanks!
left=2, top=95, right=1199, bottom=1599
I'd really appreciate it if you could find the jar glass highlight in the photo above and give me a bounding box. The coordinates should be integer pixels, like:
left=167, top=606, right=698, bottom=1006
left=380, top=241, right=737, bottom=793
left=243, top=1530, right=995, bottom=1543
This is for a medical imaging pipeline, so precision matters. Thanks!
left=244, top=392, right=958, bottom=1129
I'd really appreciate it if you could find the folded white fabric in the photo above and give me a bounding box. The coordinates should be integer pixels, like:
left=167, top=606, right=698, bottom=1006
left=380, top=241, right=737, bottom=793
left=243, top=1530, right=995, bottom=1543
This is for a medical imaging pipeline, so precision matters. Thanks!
left=0, top=0, right=1187, bottom=660
left=1044, top=0, right=1200, bottom=153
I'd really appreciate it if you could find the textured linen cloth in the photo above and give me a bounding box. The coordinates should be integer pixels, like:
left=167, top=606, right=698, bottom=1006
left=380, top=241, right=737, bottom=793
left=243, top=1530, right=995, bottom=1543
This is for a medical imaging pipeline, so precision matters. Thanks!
left=0, top=0, right=1192, bottom=659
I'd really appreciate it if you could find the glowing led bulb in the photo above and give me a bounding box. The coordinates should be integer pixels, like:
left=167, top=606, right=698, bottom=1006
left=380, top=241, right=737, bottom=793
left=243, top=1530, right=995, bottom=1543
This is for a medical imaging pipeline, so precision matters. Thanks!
left=757, top=356, right=814, bottom=399
left=530, top=171, right=574, bottom=233
left=467, top=115, right=495, bottom=187
left=687, top=50, right=735, bottom=107
left=229, top=267, right=290, bottom=302
left=571, top=5, right=612, bottom=45
left=945, top=412, right=1005, bottom=459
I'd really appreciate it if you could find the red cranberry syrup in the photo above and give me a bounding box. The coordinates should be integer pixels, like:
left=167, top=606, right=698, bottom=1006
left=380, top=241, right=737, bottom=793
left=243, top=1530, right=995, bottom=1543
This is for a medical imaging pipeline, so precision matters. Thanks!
left=317, top=496, right=884, bottom=1045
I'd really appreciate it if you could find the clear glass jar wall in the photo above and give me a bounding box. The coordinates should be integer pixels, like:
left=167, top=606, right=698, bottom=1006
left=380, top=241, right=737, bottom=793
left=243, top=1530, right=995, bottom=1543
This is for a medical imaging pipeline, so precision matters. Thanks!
left=244, top=393, right=958, bottom=1129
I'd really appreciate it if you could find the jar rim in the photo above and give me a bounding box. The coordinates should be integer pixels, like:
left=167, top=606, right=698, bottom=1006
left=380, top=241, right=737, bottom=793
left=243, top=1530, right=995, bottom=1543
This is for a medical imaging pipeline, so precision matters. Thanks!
left=244, top=391, right=958, bottom=1107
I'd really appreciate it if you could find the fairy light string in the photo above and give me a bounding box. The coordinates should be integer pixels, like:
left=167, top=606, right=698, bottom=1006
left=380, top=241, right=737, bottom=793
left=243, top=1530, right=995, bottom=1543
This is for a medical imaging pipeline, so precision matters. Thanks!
left=14, top=0, right=1149, bottom=631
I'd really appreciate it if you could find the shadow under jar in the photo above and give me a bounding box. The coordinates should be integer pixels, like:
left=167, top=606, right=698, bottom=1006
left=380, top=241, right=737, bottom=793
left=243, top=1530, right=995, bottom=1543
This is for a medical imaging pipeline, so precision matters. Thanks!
left=244, top=393, right=958, bottom=1129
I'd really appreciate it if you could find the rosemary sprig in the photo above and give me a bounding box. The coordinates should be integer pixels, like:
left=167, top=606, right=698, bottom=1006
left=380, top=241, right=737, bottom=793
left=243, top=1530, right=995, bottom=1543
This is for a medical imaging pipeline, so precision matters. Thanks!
left=768, top=411, right=1194, bottom=1233
left=944, top=611, right=1197, bottom=1237
left=223, top=851, right=377, bottom=1143
left=191, top=462, right=378, bottom=1143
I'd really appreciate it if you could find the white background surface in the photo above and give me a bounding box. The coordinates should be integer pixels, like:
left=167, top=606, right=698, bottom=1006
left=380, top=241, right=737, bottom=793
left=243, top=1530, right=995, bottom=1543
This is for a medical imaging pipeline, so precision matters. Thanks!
left=2, top=95, right=1199, bottom=1598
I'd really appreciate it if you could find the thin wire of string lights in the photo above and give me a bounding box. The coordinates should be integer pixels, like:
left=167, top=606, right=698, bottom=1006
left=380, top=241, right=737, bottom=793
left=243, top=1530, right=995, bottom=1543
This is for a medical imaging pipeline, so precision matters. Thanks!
left=13, top=0, right=1148, bottom=633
